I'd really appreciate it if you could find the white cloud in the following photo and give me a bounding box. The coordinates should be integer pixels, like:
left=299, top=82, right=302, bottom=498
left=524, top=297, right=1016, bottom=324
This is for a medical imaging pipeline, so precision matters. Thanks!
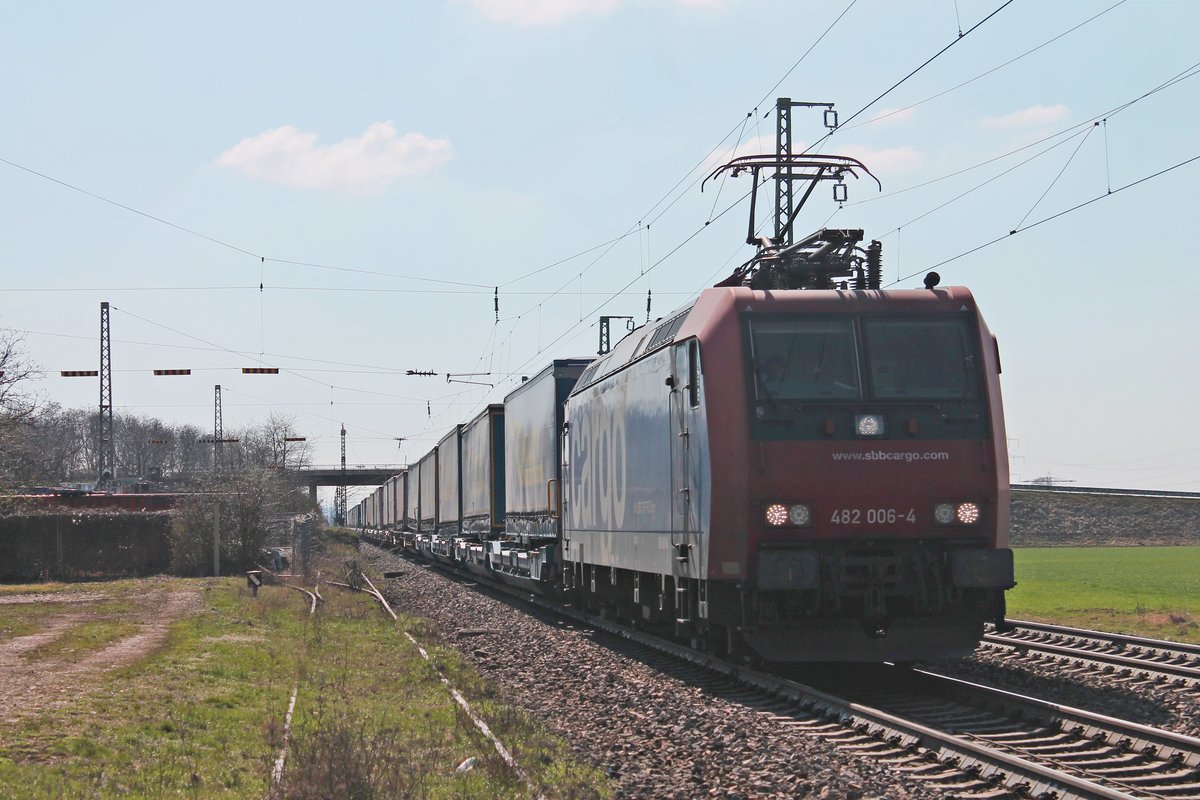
left=868, top=107, right=916, bottom=126
left=216, top=122, right=452, bottom=192
left=462, top=0, right=619, bottom=26
left=838, top=145, right=925, bottom=176
left=983, top=104, right=1070, bottom=129
left=460, top=0, right=730, bottom=26
left=672, top=0, right=734, bottom=8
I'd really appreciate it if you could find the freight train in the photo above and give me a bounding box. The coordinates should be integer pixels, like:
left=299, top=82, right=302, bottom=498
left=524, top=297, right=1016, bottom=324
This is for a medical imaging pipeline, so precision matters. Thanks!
left=352, top=138, right=1014, bottom=662
left=352, top=239, right=1013, bottom=662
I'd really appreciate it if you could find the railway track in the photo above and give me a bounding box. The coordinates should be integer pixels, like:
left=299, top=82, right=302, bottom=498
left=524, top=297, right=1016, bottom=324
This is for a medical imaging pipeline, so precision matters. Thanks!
left=982, top=620, right=1200, bottom=687
left=806, top=665, right=1200, bottom=799
left=377, top=548, right=1200, bottom=799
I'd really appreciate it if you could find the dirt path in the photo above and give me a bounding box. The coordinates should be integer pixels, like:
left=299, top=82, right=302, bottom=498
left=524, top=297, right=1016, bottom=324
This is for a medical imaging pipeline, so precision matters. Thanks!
left=0, top=588, right=202, bottom=724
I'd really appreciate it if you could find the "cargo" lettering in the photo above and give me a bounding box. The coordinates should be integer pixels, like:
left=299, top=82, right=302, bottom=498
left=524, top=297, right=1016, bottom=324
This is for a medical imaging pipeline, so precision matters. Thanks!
left=569, top=400, right=627, bottom=530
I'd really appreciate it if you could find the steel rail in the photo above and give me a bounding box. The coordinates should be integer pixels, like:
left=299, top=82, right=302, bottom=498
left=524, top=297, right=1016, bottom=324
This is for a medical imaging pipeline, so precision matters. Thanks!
left=567, top=609, right=1197, bottom=800
left=908, top=667, right=1200, bottom=766
left=324, top=570, right=543, bottom=798
left=1004, top=620, right=1200, bottom=656
left=984, top=621, right=1200, bottom=684
left=383, top=548, right=1192, bottom=800
left=982, top=636, right=1200, bottom=683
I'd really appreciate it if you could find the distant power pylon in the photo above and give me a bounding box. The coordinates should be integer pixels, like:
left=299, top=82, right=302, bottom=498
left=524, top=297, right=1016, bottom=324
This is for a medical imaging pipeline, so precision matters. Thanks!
left=335, top=424, right=347, bottom=526
left=1029, top=474, right=1076, bottom=487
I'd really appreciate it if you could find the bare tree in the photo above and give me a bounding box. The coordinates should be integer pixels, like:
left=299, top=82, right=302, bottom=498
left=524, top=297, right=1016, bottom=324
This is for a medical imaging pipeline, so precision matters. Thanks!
left=264, top=412, right=312, bottom=471
left=0, top=330, right=40, bottom=422
left=175, top=423, right=212, bottom=476
left=0, top=403, right=87, bottom=484
left=170, top=468, right=316, bottom=575
left=1, top=389, right=314, bottom=487
left=0, top=330, right=42, bottom=485
left=115, top=412, right=176, bottom=479
left=228, top=413, right=311, bottom=472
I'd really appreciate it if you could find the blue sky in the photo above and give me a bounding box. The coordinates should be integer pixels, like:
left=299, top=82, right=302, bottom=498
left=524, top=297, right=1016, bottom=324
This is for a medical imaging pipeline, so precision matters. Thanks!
left=3, top=0, right=1199, bottom=506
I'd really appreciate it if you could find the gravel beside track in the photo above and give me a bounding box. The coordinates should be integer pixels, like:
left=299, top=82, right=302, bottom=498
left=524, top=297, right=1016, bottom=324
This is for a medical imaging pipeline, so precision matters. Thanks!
left=363, top=546, right=946, bottom=800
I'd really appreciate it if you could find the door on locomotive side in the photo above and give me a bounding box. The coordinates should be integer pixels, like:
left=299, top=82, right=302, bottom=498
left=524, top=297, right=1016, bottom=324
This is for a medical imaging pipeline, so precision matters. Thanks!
left=560, top=411, right=573, bottom=562
left=670, top=338, right=707, bottom=580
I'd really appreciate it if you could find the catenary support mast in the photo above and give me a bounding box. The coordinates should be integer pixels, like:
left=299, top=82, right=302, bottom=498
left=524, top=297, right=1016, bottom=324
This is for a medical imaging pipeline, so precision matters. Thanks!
left=335, top=424, right=347, bottom=526
left=98, top=302, right=116, bottom=486
left=214, top=385, right=224, bottom=472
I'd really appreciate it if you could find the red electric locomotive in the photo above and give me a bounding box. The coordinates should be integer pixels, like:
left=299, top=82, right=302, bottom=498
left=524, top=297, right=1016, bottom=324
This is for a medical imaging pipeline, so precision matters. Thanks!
left=560, top=145, right=1013, bottom=662
left=562, top=260, right=1012, bottom=661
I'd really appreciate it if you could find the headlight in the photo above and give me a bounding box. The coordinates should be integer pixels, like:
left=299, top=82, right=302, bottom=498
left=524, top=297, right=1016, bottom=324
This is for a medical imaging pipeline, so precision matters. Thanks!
left=934, top=501, right=981, bottom=525
left=855, top=414, right=884, bottom=437
left=788, top=504, right=812, bottom=526
left=765, top=503, right=789, bottom=527
left=765, top=502, right=812, bottom=527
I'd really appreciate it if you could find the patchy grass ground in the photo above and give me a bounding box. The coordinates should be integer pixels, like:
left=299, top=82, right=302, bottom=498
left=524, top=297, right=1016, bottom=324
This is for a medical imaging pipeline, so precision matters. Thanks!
left=1009, top=546, right=1200, bottom=642
left=0, top=544, right=606, bottom=799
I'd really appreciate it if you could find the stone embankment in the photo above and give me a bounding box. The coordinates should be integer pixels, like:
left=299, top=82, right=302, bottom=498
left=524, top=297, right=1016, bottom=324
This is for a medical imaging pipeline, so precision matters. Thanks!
left=1010, top=489, right=1200, bottom=546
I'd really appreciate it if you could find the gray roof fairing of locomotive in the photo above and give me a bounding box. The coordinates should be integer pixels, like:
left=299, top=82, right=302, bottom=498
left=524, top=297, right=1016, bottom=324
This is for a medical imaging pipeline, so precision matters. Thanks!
left=572, top=302, right=698, bottom=395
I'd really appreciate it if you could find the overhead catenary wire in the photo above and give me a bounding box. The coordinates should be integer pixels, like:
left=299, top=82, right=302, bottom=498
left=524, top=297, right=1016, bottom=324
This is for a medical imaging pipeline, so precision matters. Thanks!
left=0, top=156, right=494, bottom=291
left=493, top=0, right=862, bottom=300
left=842, top=0, right=1128, bottom=131
left=877, top=126, right=1093, bottom=238
left=4, top=326, right=496, bottom=380
left=823, top=0, right=1016, bottom=137
left=0, top=0, right=891, bottom=440
left=845, top=58, right=1200, bottom=210
left=487, top=0, right=1020, bottom=381
left=104, top=307, right=463, bottom=405
left=1010, top=123, right=1097, bottom=231
left=9, top=3, right=1193, bottom=477
left=892, top=151, right=1200, bottom=284
left=436, top=2, right=1146, bottom=432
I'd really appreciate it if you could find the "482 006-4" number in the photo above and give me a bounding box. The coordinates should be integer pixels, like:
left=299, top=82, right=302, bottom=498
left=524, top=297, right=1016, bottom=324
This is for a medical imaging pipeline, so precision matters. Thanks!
left=830, top=508, right=917, bottom=525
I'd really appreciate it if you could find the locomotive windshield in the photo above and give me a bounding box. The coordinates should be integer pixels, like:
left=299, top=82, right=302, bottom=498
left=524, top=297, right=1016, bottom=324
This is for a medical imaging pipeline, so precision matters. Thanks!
left=750, top=319, right=860, bottom=400
left=748, top=315, right=980, bottom=403
left=862, top=319, right=976, bottom=399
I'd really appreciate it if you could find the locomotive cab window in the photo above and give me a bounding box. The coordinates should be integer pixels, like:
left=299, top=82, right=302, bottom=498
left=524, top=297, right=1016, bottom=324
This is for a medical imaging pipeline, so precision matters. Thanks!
left=748, top=318, right=860, bottom=401
left=862, top=318, right=979, bottom=400
left=744, top=313, right=989, bottom=441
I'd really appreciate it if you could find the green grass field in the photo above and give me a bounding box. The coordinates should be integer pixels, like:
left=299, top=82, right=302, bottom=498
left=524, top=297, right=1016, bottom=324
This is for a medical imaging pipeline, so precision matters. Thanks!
left=0, top=556, right=605, bottom=799
left=1009, top=546, right=1200, bottom=642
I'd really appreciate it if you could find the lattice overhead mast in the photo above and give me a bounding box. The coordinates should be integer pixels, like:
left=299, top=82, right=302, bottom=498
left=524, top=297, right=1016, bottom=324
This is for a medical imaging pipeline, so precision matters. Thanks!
left=335, top=424, right=347, bottom=527
left=214, top=385, right=224, bottom=472
left=98, top=302, right=116, bottom=485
